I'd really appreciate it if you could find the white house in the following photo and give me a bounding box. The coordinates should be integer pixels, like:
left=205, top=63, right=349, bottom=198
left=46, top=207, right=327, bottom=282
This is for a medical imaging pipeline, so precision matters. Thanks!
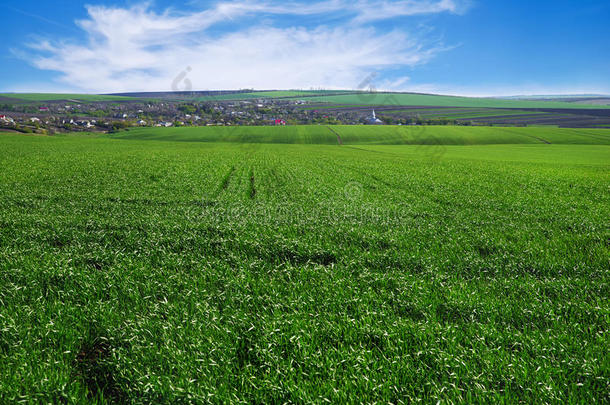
left=76, top=120, right=94, bottom=128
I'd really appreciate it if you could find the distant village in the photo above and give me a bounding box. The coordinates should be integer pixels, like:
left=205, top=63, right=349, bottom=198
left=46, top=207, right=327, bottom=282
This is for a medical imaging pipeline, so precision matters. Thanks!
left=0, top=97, right=461, bottom=134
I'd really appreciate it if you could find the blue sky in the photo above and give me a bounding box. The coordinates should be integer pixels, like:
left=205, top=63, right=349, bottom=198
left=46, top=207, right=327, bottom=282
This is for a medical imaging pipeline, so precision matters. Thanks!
left=0, top=0, right=609, bottom=96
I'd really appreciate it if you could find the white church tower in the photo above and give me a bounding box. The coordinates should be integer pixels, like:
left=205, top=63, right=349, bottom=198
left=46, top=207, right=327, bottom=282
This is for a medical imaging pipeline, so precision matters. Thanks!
left=367, top=109, right=383, bottom=125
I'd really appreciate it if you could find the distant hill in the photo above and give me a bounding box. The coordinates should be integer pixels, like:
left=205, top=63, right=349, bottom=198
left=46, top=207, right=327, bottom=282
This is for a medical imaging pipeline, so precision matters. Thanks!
left=272, top=92, right=610, bottom=109
left=2, top=90, right=610, bottom=109
left=118, top=90, right=610, bottom=109
left=498, top=94, right=610, bottom=106
left=0, top=93, right=136, bottom=103
left=498, top=94, right=610, bottom=99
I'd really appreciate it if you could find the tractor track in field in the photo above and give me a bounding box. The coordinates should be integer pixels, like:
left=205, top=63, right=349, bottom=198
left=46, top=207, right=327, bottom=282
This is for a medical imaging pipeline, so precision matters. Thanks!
left=561, top=128, right=610, bottom=142
left=326, top=126, right=343, bottom=145
left=248, top=168, right=257, bottom=200
left=499, top=128, right=552, bottom=145
left=344, top=146, right=394, bottom=155
left=216, top=166, right=236, bottom=196
left=332, top=161, right=399, bottom=190
left=527, top=135, right=552, bottom=145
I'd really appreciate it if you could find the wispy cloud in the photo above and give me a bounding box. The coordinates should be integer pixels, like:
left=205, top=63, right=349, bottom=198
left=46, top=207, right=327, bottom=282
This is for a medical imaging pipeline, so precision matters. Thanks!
left=25, top=0, right=464, bottom=92
left=351, top=0, right=462, bottom=23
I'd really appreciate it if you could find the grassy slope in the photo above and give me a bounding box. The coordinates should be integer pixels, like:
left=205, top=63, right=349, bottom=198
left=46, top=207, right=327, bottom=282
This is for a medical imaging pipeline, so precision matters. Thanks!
left=253, top=90, right=349, bottom=98
left=0, top=93, right=136, bottom=102
left=291, top=92, right=610, bottom=109
left=332, top=126, right=610, bottom=145
left=190, top=90, right=610, bottom=109
left=111, top=126, right=339, bottom=144
left=0, top=132, right=608, bottom=403
left=192, top=90, right=346, bottom=101
left=111, top=125, right=610, bottom=145
left=392, top=110, right=550, bottom=119
left=3, top=91, right=607, bottom=109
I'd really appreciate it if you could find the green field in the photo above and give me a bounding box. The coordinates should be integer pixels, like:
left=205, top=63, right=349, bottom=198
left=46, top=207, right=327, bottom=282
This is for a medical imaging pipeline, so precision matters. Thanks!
left=112, top=125, right=610, bottom=146
left=0, top=127, right=608, bottom=403
left=382, top=109, right=550, bottom=120
left=289, top=92, right=610, bottom=109
left=188, top=90, right=610, bottom=109
left=193, top=90, right=347, bottom=102
left=2, top=91, right=609, bottom=110
left=0, top=93, right=136, bottom=103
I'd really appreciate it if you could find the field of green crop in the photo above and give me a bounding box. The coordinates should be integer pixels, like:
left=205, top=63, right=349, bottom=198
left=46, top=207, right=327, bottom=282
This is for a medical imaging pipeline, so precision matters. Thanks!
left=184, top=90, right=610, bottom=109
left=0, top=127, right=608, bottom=403
left=192, top=90, right=347, bottom=102
left=254, top=90, right=349, bottom=98
left=291, top=92, right=610, bottom=109
left=2, top=91, right=608, bottom=112
left=112, top=125, right=610, bottom=146
left=2, top=91, right=609, bottom=111
left=384, top=109, right=549, bottom=120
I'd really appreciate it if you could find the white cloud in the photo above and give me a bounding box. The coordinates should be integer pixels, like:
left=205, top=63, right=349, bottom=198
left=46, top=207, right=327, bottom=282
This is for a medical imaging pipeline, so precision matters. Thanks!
left=351, top=0, right=460, bottom=23
left=26, top=1, right=462, bottom=92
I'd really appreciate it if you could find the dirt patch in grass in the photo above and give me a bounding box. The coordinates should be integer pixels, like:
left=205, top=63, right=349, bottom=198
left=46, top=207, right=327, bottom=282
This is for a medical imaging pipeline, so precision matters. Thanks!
left=74, top=334, right=127, bottom=402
